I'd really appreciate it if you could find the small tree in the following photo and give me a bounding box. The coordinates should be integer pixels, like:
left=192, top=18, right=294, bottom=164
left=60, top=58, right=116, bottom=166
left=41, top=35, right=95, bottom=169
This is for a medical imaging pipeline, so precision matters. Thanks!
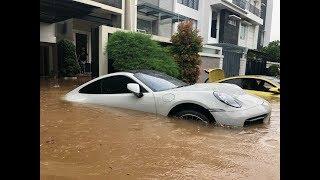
left=57, top=39, right=80, bottom=77
left=262, top=40, right=280, bottom=63
left=107, top=31, right=180, bottom=78
left=171, top=20, right=203, bottom=84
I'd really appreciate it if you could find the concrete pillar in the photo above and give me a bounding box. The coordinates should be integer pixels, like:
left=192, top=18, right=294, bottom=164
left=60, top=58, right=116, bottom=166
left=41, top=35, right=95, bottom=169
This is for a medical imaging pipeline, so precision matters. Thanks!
left=99, top=25, right=109, bottom=76
left=124, top=0, right=137, bottom=31
left=219, top=57, right=224, bottom=69
left=239, top=57, right=247, bottom=75
left=253, top=25, right=259, bottom=49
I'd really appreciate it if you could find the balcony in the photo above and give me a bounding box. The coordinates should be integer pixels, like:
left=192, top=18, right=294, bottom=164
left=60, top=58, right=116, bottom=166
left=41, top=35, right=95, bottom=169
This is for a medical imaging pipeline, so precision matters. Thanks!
left=137, top=2, right=187, bottom=38
left=232, top=0, right=260, bottom=17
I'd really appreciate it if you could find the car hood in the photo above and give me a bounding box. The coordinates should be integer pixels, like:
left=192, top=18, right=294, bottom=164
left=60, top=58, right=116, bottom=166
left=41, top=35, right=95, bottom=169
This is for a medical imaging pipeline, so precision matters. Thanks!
left=170, top=83, right=265, bottom=109
left=171, top=83, right=245, bottom=96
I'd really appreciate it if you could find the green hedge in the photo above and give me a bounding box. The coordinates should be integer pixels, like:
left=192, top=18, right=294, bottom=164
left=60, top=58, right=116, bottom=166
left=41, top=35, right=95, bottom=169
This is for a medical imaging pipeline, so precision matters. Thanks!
left=107, top=31, right=180, bottom=78
left=57, top=39, right=80, bottom=77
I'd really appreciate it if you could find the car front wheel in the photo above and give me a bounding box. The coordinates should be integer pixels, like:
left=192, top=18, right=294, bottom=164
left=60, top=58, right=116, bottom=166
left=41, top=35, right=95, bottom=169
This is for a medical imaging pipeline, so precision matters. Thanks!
left=174, top=109, right=211, bottom=125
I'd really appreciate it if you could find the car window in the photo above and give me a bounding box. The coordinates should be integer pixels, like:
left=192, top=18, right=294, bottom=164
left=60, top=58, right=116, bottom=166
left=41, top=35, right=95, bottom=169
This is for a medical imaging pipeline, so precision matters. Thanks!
left=79, top=75, right=147, bottom=94
left=256, top=80, right=275, bottom=92
left=222, top=78, right=243, bottom=88
left=79, top=79, right=102, bottom=94
left=134, top=72, right=187, bottom=92
left=241, top=78, right=259, bottom=90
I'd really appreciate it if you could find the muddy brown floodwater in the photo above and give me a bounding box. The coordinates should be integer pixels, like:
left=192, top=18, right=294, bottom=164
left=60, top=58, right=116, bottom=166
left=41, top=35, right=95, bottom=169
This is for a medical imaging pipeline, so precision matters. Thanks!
left=40, top=79, right=280, bottom=180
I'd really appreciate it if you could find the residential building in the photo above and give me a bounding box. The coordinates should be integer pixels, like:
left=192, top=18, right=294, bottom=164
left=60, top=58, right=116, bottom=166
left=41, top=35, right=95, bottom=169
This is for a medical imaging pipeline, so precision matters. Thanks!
left=40, top=0, right=271, bottom=80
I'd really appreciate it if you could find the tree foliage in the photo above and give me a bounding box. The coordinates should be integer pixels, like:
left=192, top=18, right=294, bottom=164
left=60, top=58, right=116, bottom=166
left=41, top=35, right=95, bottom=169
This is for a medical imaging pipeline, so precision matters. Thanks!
left=262, top=40, right=280, bottom=63
left=170, top=20, right=203, bottom=84
left=57, top=39, right=80, bottom=77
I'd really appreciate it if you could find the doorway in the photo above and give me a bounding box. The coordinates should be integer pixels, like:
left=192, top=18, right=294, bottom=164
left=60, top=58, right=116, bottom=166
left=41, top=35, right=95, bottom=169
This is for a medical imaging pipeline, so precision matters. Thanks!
left=74, top=31, right=91, bottom=74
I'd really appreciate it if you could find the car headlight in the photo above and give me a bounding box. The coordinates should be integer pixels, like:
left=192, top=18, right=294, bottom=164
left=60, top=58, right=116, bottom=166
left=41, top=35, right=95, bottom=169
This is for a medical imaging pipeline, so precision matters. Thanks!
left=213, top=92, right=242, bottom=108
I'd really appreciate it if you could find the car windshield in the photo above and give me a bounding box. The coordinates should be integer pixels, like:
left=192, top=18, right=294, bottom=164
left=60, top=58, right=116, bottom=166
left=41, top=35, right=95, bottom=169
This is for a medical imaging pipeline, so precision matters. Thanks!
left=133, top=71, right=187, bottom=92
left=264, top=76, right=280, bottom=86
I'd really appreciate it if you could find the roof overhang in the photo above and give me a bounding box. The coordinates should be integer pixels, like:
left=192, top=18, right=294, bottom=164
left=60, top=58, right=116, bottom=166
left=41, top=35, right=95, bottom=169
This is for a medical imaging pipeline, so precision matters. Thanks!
left=40, top=0, right=101, bottom=23
left=137, top=2, right=188, bottom=22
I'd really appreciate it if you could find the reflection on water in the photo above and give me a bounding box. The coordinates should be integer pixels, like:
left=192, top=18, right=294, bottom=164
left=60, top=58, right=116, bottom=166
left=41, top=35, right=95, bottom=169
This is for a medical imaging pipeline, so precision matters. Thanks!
left=40, top=79, right=280, bottom=180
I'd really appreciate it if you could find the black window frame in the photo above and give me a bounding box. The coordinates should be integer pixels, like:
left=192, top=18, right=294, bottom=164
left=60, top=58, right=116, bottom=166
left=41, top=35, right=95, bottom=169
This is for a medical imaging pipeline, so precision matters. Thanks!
left=79, top=75, right=148, bottom=94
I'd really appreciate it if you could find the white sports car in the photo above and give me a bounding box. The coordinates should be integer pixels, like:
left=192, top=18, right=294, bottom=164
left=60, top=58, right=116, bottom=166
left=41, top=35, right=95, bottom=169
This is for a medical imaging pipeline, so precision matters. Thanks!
left=64, top=70, right=271, bottom=127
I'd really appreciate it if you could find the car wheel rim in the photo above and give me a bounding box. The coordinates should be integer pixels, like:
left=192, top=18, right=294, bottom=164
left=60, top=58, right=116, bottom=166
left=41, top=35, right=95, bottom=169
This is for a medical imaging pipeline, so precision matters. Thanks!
left=180, top=114, right=208, bottom=124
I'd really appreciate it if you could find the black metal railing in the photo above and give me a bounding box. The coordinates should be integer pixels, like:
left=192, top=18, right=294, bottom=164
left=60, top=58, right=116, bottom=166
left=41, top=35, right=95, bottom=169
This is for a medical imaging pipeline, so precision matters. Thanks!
left=232, top=0, right=261, bottom=17
left=92, top=0, right=122, bottom=9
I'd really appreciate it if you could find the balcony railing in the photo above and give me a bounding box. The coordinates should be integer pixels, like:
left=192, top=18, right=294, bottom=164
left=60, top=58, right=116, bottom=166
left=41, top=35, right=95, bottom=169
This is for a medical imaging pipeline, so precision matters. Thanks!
left=232, top=0, right=261, bottom=17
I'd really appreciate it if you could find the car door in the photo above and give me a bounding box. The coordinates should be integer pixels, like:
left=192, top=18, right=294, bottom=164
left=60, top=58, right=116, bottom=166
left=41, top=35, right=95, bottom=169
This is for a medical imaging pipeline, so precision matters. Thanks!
left=78, top=75, right=156, bottom=114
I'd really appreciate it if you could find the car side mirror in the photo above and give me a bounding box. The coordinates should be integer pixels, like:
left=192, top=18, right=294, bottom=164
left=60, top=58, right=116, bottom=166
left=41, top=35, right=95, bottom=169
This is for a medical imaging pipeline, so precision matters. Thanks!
left=127, top=83, right=143, bottom=98
left=269, top=87, right=280, bottom=94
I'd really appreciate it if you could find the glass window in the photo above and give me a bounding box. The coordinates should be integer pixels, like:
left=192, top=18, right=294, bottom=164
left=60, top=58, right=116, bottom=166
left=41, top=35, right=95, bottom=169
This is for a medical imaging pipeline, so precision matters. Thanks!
left=240, top=23, right=247, bottom=40
left=134, top=72, right=187, bottom=92
left=260, top=31, right=264, bottom=46
left=79, top=79, right=102, bottom=94
left=178, top=0, right=199, bottom=10
left=241, top=78, right=259, bottom=90
left=211, top=11, right=218, bottom=38
left=256, top=80, right=276, bottom=92
left=79, top=75, right=147, bottom=94
left=222, top=78, right=243, bottom=88
left=264, top=76, right=280, bottom=86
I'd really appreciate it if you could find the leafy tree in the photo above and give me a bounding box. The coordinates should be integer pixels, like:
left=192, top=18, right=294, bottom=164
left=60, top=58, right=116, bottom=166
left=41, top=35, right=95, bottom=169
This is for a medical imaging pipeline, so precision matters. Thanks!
left=171, top=20, right=203, bottom=84
left=262, top=40, right=280, bottom=63
left=107, top=31, right=180, bottom=78
left=267, top=64, right=280, bottom=77
left=57, top=39, right=80, bottom=77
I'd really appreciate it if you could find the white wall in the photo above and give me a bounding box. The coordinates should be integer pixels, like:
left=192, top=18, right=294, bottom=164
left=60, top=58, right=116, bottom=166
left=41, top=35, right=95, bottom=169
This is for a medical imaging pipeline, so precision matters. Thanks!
left=40, top=22, right=56, bottom=43
left=264, top=0, right=273, bottom=46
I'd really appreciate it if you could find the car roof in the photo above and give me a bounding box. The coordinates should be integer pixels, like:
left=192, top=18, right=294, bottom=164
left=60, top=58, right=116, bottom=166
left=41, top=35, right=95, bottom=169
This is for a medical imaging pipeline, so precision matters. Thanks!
left=218, top=75, right=280, bottom=87
left=97, top=70, right=168, bottom=79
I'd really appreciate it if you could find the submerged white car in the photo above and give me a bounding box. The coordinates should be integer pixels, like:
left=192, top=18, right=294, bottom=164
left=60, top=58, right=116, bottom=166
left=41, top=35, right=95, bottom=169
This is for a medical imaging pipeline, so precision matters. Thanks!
left=64, top=70, right=271, bottom=127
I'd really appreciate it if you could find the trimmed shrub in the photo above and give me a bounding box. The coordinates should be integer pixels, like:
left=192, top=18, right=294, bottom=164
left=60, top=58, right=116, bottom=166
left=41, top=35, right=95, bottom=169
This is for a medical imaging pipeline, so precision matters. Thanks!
left=267, top=64, right=280, bottom=77
left=107, top=31, right=180, bottom=78
left=57, top=39, right=80, bottom=77
left=171, top=20, right=203, bottom=84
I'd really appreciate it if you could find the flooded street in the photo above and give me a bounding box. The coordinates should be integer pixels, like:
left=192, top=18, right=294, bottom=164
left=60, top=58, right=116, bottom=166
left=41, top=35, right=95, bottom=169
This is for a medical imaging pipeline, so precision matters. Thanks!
left=40, top=79, right=280, bottom=180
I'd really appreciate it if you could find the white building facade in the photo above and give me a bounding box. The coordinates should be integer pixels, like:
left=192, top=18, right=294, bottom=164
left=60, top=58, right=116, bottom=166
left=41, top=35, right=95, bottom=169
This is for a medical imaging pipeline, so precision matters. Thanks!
left=40, top=0, right=270, bottom=79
